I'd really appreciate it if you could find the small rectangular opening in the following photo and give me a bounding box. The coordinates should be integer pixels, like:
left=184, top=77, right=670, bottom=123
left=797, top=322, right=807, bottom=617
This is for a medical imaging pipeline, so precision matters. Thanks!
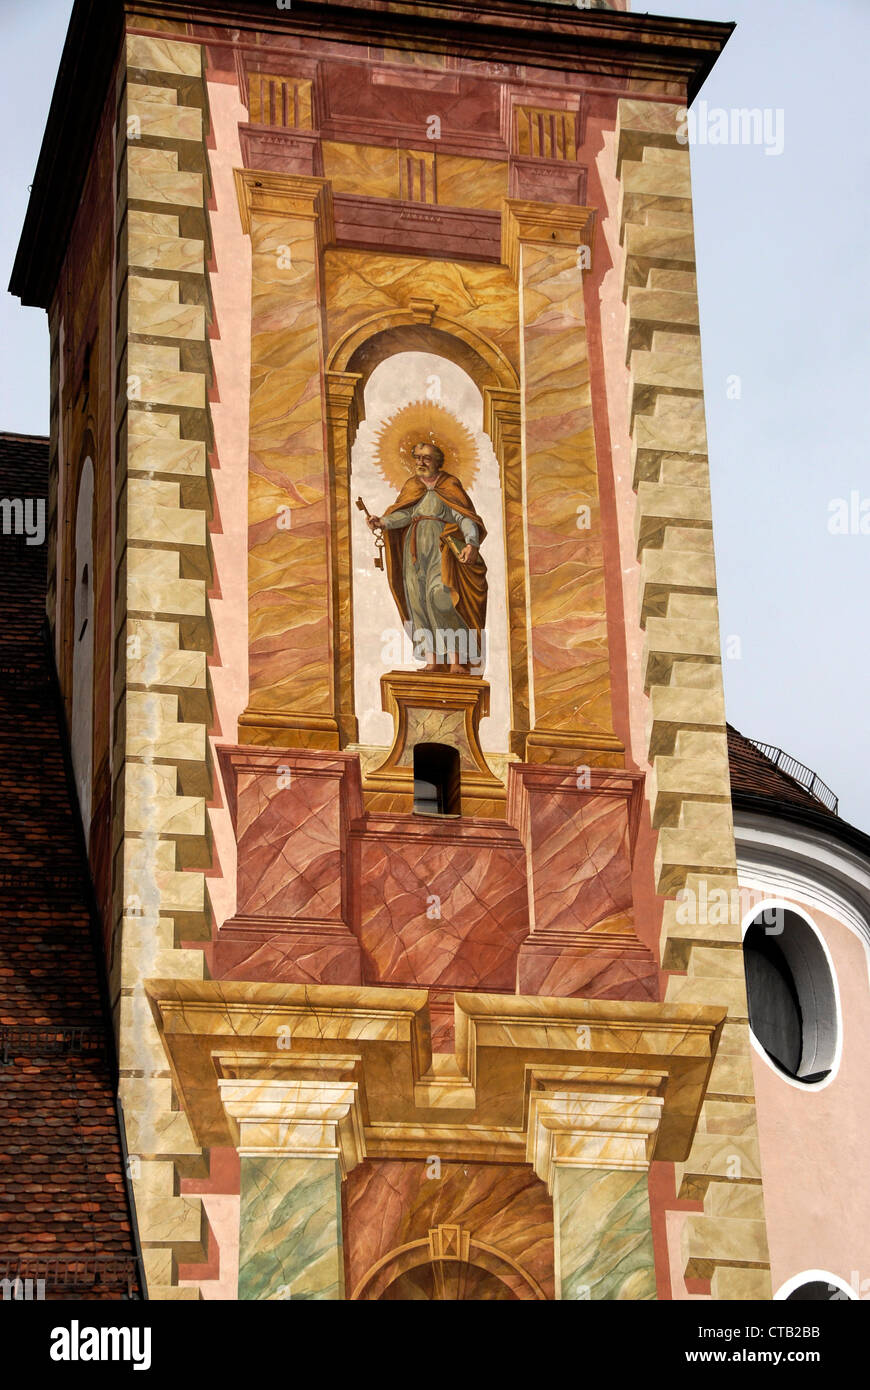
left=413, top=743, right=461, bottom=816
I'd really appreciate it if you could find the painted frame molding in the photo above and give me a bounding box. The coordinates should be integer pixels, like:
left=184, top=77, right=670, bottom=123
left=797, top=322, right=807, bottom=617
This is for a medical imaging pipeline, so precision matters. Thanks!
left=735, top=810, right=870, bottom=975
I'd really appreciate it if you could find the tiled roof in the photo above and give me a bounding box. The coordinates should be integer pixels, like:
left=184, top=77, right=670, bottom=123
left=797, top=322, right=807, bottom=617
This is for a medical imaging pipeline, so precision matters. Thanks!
left=0, top=432, right=140, bottom=1299
left=727, top=724, right=836, bottom=818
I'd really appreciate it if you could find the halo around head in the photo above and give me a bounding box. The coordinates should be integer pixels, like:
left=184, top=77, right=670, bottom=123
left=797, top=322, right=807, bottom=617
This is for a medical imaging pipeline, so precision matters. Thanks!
left=373, top=400, right=480, bottom=491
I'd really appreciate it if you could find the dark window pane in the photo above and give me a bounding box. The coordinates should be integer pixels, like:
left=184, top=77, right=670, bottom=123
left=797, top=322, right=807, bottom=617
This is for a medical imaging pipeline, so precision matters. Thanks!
left=413, top=743, right=460, bottom=816
left=743, top=911, right=835, bottom=1084
left=786, top=1281, right=846, bottom=1301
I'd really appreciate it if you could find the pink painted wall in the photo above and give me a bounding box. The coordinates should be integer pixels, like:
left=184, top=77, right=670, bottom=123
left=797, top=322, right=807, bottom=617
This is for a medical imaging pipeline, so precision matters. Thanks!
left=202, top=75, right=253, bottom=942
left=749, top=895, right=870, bottom=1298
left=583, top=99, right=646, bottom=782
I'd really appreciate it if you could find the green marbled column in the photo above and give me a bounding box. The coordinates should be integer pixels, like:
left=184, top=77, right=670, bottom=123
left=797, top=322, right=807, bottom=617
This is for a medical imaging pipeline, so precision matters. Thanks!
left=554, top=1167, right=656, bottom=1301
left=239, top=1155, right=344, bottom=1301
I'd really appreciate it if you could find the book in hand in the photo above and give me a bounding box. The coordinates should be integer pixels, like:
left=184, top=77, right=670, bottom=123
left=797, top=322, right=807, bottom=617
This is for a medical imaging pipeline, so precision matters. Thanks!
left=443, top=530, right=468, bottom=560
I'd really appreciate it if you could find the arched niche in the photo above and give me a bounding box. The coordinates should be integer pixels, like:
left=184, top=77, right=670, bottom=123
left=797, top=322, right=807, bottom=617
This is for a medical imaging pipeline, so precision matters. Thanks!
left=325, top=312, right=528, bottom=758
left=350, top=1226, right=547, bottom=1301
left=71, top=455, right=95, bottom=842
left=349, top=350, right=511, bottom=754
left=329, top=309, right=519, bottom=396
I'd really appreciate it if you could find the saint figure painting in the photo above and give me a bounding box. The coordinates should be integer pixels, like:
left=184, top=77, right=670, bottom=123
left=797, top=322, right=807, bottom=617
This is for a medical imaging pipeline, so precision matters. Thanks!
left=363, top=402, right=488, bottom=675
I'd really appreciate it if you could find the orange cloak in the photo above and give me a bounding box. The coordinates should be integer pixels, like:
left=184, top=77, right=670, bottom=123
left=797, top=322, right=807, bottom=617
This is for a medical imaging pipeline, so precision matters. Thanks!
left=382, top=472, right=488, bottom=640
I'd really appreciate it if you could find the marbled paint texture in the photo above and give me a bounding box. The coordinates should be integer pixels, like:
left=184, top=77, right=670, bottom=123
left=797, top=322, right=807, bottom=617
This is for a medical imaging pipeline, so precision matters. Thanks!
left=324, top=248, right=518, bottom=371
left=356, top=826, right=528, bottom=990
left=345, top=1160, right=554, bottom=1300
left=519, top=239, right=614, bottom=742
left=527, top=787, right=633, bottom=932
left=239, top=1155, right=344, bottom=1300
left=234, top=766, right=344, bottom=922
left=554, top=1167, right=656, bottom=1301
left=513, top=769, right=657, bottom=998
left=247, top=195, right=333, bottom=724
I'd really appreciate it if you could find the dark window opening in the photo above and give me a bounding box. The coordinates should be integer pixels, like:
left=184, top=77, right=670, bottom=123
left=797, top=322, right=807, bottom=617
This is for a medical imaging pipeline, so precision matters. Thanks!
left=786, top=1281, right=850, bottom=1301
left=743, top=911, right=836, bottom=1085
left=744, top=922, right=803, bottom=1077
left=413, top=743, right=460, bottom=817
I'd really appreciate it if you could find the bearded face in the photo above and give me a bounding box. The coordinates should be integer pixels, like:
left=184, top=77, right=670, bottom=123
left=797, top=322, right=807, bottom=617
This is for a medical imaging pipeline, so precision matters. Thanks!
left=411, top=443, right=444, bottom=481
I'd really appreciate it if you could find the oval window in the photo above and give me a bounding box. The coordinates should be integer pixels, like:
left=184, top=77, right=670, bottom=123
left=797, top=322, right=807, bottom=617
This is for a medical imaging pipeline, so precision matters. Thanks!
left=775, top=1269, right=856, bottom=1300
left=785, top=1280, right=852, bottom=1301
left=743, top=909, right=837, bottom=1085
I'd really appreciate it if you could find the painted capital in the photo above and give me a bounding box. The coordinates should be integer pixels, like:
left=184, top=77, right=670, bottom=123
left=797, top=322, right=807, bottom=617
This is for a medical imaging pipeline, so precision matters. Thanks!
left=233, top=169, right=335, bottom=246
left=325, top=370, right=364, bottom=436
left=527, top=1071, right=665, bottom=1191
left=502, top=198, right=596, bottom=279
left=527, top=1071, right=664, bottom=1300
left=482, top=386, right=521, bottom=451
left=217, top=1054, right=366, bottom=1178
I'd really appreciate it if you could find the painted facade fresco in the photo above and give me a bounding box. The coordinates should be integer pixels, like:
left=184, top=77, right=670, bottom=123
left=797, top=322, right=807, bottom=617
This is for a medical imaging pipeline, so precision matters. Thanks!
left=26, top=0, right=785, bottom=1301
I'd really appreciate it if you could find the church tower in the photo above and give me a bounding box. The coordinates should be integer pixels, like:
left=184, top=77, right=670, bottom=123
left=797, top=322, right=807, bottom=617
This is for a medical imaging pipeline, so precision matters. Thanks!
left=12, top=0, right=770, bottom=1299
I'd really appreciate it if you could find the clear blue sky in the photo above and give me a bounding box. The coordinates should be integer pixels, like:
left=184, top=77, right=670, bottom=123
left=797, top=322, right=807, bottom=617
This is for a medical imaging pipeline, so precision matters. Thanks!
left=2, top=0, right=867, bottom=828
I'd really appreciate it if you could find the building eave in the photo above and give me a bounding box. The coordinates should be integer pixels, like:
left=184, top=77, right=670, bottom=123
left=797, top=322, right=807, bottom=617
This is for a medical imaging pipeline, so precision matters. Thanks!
left=9, top=0, right=124, bottom=311
left=732, top=791, right=870, bottom=865
left=9, top=0, right=734, bottom=310
left=733, top=805, right=870, bottom=950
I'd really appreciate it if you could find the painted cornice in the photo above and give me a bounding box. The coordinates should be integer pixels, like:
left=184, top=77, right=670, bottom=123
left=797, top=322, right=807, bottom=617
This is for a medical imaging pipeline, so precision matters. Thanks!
left=732, top=790, right=870, bottom=863
left=10, top=0, right=733, bottom=308
left=734, top=807, right=870, bottom=950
